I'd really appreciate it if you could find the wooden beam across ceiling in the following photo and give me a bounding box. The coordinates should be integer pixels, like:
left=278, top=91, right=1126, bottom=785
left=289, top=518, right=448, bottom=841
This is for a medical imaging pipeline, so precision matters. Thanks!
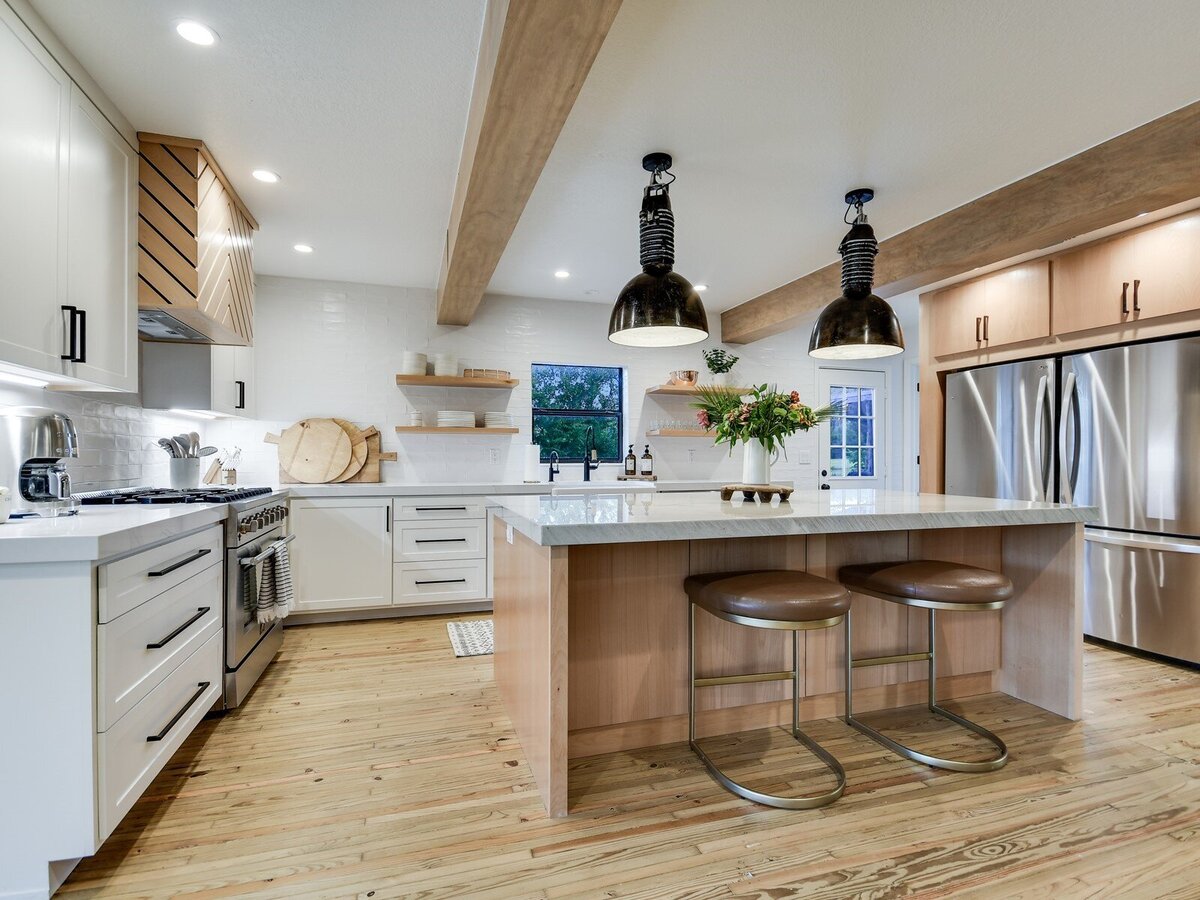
left=720, top=100, right=1200, bottom=344
left=436, top=0, right=623, bottom=326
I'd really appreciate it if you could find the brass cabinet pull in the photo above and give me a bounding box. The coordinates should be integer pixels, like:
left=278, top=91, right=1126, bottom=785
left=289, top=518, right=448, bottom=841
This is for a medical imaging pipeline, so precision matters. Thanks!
left=1121, top=282, right=1130, bottom=315
left=975, top=317, right=981, bottom=343
left=1132, top=279, right=1141, bottom=312
left=983, top=315, right=989, bottom=341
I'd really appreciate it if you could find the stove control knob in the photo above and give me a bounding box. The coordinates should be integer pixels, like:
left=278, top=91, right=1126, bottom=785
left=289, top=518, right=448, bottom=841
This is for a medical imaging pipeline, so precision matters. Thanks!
left=238, top=521, right=252, bottom=536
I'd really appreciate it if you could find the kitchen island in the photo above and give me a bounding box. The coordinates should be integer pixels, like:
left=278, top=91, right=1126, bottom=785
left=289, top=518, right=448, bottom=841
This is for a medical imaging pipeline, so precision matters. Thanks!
left=488, top=489, right=1095, bottom=816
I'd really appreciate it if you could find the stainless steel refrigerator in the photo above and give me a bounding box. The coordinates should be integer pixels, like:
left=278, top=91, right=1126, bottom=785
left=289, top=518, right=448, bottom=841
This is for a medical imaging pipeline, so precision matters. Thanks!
left=945, top=336, right=1200, bottom=665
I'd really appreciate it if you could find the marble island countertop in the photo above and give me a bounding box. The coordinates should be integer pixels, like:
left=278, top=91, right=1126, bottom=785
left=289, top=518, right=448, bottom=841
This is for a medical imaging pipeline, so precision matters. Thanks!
left=488, top=489, right=1098, bottom=547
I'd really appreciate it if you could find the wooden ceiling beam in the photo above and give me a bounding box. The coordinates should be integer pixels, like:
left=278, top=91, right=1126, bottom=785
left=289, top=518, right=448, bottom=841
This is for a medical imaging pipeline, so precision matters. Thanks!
left=720, top=101, right=1200, bottom=344
left=436, top=0, right=622, bottom=326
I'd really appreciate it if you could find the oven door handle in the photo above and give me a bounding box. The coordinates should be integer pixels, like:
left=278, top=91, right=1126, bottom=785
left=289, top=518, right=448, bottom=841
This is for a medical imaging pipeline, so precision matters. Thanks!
left=240, top=532, right=296, bottom=566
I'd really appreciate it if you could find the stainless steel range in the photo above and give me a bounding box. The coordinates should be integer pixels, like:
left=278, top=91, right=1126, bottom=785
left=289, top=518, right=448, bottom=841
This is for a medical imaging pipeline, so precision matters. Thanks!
left=77, top=486, right=290, bottom=707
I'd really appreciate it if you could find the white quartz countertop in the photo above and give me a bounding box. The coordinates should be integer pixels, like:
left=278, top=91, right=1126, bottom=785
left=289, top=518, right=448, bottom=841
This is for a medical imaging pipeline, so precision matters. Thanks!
left=488, top=489, right=1098, bottom=547
left=0, top=503, right=229, bottom=564
left=283, top=479, right=738, bottom=498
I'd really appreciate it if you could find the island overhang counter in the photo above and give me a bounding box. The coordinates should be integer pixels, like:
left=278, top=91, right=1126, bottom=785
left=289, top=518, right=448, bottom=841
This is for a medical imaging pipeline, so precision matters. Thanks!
left=488, top=489, right=1096, bottom=816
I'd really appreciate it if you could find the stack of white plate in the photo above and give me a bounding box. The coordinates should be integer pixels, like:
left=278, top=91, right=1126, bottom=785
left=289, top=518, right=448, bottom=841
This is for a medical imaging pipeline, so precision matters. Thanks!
left=401, top=351, right=427, bottom=376
left=483, top=412, right=515, bottom=429
left=437, top=410, right=476, bottom=428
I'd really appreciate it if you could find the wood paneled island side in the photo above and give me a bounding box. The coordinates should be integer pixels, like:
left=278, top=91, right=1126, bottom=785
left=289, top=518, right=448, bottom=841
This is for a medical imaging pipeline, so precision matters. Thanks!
left=489, top=489, right=1095, bottom=816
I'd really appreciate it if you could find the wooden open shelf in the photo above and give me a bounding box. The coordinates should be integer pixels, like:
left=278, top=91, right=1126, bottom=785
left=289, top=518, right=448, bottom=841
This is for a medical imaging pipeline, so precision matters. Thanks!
left=396, top=375, right=519, bottom=389
left=645, top=384, right=750, bottom=396
left=395, top=426, right=519, bottom=435
left=647, top=429, right=712, bottom=438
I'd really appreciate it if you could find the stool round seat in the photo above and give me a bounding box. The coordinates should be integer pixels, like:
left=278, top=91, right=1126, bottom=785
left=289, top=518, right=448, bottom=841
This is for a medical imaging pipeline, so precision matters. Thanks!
left=685, top=570, right=851, bottom=627
left=839, top=560, right=1013, bottom=610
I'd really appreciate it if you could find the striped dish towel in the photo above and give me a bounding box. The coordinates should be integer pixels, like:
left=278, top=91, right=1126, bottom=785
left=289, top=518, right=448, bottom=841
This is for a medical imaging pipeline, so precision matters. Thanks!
left=256, top=540, right=295, bottom=624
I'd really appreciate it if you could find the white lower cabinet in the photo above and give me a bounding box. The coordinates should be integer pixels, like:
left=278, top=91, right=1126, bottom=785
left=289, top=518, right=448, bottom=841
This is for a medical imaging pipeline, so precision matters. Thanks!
left=395, top=558, right=487, bottom=605
left=290, top=498, right=394, bottom=612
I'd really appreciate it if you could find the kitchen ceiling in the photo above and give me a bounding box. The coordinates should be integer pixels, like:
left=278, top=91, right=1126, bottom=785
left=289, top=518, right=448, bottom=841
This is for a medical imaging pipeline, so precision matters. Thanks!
left=31, top=0, right=1200, bottom=314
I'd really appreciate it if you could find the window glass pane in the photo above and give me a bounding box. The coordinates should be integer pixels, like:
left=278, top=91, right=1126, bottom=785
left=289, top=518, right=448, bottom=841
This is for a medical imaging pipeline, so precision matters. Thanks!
left=534, top=414, right=619, bottom=461
left=829, top=386, right=843, bottom=407
left=843, top=388, right=860, bottom=417
left=829, top=447, right=845, bottom=477
left=860, top=418, right=874, bottom=447
left=532, top=364, right=621, bottom=412
left=859, top=388, right=874, bottom=417
left=859, top=449, right=875, bottom=476
left=830, top=417, right=843, bottom=445
left=845, top=448, right=860, bottom=476
left=844, top=418, right=859, bottom=446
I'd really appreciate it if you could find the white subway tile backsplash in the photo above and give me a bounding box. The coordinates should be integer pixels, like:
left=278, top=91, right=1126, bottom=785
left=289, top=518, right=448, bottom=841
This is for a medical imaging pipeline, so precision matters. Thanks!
left=0, top=275, right=919, bottom=494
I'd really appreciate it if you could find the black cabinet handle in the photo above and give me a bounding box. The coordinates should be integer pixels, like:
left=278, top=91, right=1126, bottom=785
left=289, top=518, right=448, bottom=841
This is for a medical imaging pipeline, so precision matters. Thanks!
left=146, top=607, right=210, bottom=649
left=61, top=305, right=77, bottom=360
left=982, top=315, right=989, bottom=341
left=415, top=578, right=468, bottom=585
left=1121, top=281, right=1130, bottom=315
left=148, top=548, right=211, bottom=577
left=414, top=506, right=468, bottom=512
left=146, top=682, right=210, bottom=742
left=974, top=316, right=981, bottom=343
left=1132, top=279, right=1141, bottom=312
left=235, top=380, right=246, bottom=410
left=415, top=538, right=469, bottom=544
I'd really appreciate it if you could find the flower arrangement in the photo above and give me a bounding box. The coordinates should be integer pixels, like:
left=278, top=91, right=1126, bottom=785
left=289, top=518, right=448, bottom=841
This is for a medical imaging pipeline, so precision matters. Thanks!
left=692, top=384, right=838, bottom=455
left=702, top=347, right=740, bottom=375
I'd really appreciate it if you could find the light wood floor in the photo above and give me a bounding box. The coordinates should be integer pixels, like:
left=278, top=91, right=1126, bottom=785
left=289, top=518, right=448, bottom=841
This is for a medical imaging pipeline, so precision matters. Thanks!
left=62, top=616, right=1200, bottom=899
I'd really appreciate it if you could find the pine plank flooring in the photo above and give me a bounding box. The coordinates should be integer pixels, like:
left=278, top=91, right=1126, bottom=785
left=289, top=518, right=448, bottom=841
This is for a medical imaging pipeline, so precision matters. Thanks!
left=61, top=616, right=1200, bottom=899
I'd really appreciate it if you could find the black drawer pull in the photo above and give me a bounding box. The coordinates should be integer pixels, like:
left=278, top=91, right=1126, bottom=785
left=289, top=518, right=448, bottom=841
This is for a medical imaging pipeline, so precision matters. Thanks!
left=235, top=379, right=246, bottom=410
left=146, top=607, right=210, bottom=649
left=415, top=578, right=468, bottom=585
left=148, top=548, right=212, bottom=577
left=414, top=506, right=468, bottom=512
left=146, top=682, right=209, bottom=742
left=414, top=538, right=469, bottom=544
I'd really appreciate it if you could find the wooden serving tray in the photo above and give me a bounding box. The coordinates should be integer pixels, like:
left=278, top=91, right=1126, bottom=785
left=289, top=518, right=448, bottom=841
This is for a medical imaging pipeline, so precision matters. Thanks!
left=720, top=483, right=794, bottom=502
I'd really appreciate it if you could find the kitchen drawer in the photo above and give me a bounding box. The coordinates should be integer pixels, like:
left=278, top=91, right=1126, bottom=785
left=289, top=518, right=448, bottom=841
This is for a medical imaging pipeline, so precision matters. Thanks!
left=97, top=564, right=222, bottom=731
left=394, top=496, right=485, bottom=521
left=394, top=559, right=486, bottom=605
left=98, top=525, right=222, bottom=623
left=394, top=520, right=486, bottom=562
left=97, top=630, right=221, bottom=840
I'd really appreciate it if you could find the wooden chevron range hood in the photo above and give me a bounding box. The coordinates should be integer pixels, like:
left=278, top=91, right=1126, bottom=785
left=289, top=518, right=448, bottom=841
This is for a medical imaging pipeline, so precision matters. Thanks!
left=136, top=133, right=257, bottom=345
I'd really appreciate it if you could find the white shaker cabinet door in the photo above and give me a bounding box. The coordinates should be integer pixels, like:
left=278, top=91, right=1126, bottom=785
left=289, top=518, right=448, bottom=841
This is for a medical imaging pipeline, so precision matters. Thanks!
left=64, top=83, right=137, bottom=391
left=0, top=5, right=70, bottom=375
left=210, top=344, right=255, bottom=417
left=290, top=499, right=393, bottom=612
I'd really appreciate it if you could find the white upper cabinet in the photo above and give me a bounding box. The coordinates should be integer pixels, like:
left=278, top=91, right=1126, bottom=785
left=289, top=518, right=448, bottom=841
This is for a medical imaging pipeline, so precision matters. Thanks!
left=0, top=4, right=137, bottom=391
left=140, top=341, right=255, bottom=418
left=0, top=4, right=69, bottom=376
left=64, top=84, right=137, bottom=391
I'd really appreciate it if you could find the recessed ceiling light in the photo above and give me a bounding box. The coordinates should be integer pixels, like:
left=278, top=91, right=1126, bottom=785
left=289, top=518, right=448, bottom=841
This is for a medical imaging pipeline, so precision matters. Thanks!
left=694, top=284, right=709, bottom=292
left=252, top=169, right=280, bottom=183
left=175, top=20, right=217, bottom=46
left=293, top=243, right=314, bottom=254
left=554, top=270, right=570, bottom=279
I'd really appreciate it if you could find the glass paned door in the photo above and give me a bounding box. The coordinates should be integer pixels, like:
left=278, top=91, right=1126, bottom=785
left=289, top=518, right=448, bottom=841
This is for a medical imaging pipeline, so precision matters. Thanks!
left=818, top=369, right=886, bottom=489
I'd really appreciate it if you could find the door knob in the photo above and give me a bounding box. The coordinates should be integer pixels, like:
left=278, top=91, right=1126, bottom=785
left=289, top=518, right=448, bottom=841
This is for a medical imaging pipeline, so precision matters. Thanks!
left=820, top=483, right=831, bottom=490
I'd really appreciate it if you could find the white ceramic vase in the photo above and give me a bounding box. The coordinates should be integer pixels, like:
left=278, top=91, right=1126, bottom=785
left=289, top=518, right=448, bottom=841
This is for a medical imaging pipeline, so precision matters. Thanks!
left=711, top=370, right=732, bottom=388
left=741, top=438, right=777, bottom=486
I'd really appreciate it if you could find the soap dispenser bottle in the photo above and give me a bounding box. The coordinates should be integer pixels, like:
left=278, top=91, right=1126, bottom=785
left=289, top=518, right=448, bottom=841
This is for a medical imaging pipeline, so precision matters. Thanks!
left=640, top=443, right=654, bottom=477
left=624, top=444, right=637, bottom=476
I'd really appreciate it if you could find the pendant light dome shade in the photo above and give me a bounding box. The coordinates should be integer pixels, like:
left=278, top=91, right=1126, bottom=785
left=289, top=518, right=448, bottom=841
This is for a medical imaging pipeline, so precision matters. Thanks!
left=808, top=189, right=904, bottom=359
left=609, top=154, right=709, bottom=347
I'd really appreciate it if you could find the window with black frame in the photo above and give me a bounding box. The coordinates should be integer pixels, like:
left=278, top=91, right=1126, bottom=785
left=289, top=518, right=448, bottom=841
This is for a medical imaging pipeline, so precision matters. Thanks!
left=532, top=364, right=623, bottom=462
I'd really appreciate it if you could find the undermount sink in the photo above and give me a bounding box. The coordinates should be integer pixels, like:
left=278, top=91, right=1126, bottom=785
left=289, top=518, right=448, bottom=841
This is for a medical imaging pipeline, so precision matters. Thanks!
left=549, top=481, right=656, bottom=495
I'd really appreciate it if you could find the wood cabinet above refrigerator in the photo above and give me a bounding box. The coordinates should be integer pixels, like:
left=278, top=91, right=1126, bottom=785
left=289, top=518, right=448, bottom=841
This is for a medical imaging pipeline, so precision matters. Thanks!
left=136, top=133, right=257, bottom=346
left=927, top=260, right=1051, bottom=359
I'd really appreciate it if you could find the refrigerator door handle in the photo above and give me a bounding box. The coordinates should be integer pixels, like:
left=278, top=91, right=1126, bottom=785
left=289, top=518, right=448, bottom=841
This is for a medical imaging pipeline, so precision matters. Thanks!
left=1059, top=371, right=1079, bottom=503
left=1085, top=531, right=1200, bottom=555
left=1032, top=374, right=1049, bottom=501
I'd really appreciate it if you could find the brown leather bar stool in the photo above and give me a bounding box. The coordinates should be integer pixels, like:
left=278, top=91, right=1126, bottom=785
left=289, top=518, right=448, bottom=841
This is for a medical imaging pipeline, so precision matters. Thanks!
left=684, top=570, right=851, bottom=809
left=839, top=560, right=1013, bottom=773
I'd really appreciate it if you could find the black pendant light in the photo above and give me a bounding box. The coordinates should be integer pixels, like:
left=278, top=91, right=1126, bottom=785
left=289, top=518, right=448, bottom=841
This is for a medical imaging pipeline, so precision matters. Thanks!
left=809, top=188, right=904, bottom=359
left=608, top=153, right=709, bottom=347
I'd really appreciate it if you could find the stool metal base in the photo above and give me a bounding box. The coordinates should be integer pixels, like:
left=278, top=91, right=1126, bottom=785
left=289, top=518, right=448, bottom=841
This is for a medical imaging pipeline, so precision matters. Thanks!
left=689, top=603, right=846, bottom=809
left=844, top=606, right=1008, bottom=774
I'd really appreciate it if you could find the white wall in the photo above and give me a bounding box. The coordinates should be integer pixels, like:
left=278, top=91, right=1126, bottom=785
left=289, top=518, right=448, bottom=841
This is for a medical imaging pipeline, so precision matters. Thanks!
left=0, top=277, right=920, bottom=492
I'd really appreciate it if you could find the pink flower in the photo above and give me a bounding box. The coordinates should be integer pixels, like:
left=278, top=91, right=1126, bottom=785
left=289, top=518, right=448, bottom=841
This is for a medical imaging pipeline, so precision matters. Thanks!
left=696, top=410, right=711, bottom=429
left=790, top=390, right=800, bottom=403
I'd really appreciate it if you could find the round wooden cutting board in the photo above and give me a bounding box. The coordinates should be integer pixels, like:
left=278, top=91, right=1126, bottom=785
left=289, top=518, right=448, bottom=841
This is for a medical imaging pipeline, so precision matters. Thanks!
left=277, top=418, right=352, bottom=483
left=330, top=419, right=371, bottom=483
